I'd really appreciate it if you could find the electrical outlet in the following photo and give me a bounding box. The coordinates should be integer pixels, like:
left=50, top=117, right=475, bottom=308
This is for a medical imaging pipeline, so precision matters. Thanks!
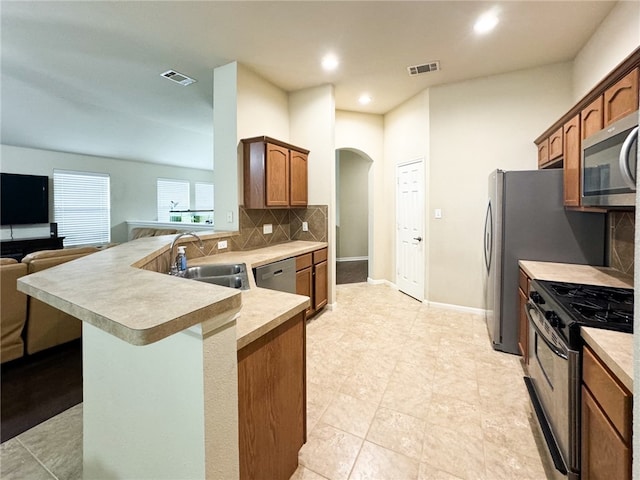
left=218, top=240, right=228, bottom=249
left=263, top=223, right=273, bottom=234
left=226, top=211, right=233, bottom=223
left=302, top=221, right=309, bottom=231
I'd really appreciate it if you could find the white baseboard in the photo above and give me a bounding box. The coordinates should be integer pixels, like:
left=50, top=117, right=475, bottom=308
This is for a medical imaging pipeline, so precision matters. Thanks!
left=426, top=301, right=486, bottom=316
left=336, top=256, right=368, bottom=262
left=327, top=302, right=337, bottom=311
left=367, top=278, right=398, bottom=289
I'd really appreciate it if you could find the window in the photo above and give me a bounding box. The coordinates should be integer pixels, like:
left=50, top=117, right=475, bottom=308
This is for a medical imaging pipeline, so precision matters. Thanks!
left=195, top=182, right=214, bottom=224
left=157, top=179, right=190, bottom=222
left=53, top=170, right=110, bottom=246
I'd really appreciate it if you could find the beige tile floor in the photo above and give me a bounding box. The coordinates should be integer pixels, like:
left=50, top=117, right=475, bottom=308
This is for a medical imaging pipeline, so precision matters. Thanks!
left=0, top=283, right=551, bottom=480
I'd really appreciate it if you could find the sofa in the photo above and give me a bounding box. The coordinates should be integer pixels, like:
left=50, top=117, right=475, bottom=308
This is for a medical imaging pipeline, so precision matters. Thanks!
left=0, top=258, right=28, bottom=363
left=0, top=246, right=100, bottom=362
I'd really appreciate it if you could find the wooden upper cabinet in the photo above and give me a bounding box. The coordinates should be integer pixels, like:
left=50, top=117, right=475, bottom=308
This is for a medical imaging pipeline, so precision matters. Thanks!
left=537, top=139, right=549, bottom=167
left=604, top=68, right=639, bottom=126
left=548, top=127, right=563, bottom=161
left=242, top=136, right=309, bottom=209
left=563, top=115, right=581, bottom=207
left=265, top=143, right=290, bottom=207
left=581, top=96, right=604, bottom=140
left=289, top=150, right=308, bottom=207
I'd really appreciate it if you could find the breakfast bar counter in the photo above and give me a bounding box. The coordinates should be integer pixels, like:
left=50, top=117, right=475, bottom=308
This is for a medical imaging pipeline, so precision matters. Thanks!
left=16, top=232, right=325, bottom=480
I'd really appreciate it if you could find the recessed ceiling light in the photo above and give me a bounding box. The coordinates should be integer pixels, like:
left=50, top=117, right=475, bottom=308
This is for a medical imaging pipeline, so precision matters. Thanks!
left=474, top=10, right=499, bottom=34
left=359, top=94, right=372, bottom=105
left=321, top=54, right=339, bottom=71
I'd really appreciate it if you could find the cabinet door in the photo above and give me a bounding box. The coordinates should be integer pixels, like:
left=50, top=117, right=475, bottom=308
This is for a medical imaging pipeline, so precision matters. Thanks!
left=518, top=287, right=528, bottom=360
left=581, top=97, right=604, bottom=140
left=581, top=386, right=631, bottom=480
left=604, top=69, right=639, bottom=127
left=296, top=266, right=313, bottom=317
left=238, top=313, right=305, bottom=480
left=313, top=260, right=328, bottom=310
left=549, top=127, right=563, bottom=161
left=265, top=143, right=290, bottom=207
left=537, top=139, right=549, bottom=167
left=289, top=150, right=308, bottom=207
left=563, top=115, right=581, bottom=207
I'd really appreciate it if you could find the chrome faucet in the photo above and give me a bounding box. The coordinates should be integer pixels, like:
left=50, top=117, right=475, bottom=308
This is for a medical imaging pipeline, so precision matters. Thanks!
left=169, top=232, right=204, bottom=275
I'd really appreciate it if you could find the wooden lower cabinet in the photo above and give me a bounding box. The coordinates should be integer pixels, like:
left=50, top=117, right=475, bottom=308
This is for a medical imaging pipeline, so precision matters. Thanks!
left=295, top=248, right=328, bottom=317
left=517, top=268, right=530, bottom=361
left=296, top=253, right=313, bottom=317
left=313, top=248, right=328, bottom=311
left=581, top=346, right=632, bottom=480
left=237, top=312, right=306, bottom=480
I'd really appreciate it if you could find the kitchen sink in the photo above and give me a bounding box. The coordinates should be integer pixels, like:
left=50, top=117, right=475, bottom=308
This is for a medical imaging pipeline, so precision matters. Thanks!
left=180, top=263, right=249, bottom=290
left=183, top=263, right=246, bottom=278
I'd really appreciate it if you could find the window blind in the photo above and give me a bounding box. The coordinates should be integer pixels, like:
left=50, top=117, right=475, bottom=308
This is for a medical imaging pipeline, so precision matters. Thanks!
left=157, top=178, right=190, bottom=222
left=195, top=182, right=214, bottom=210
left=53, top=170, right=110, bottom=246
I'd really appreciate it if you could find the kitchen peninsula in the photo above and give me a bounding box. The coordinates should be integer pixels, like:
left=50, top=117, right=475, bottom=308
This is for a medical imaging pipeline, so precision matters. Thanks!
left=17, top=232, right=325, bottom=479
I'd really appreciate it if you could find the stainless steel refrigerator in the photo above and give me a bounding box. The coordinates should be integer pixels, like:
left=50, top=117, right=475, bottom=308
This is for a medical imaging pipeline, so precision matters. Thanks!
left=483, top=169, right=606, bottom=354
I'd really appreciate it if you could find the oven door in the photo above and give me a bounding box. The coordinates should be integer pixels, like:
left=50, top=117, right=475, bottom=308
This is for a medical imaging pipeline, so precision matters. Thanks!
left=524, top=301, right=580, bottom=479
left=582, top=112, right=638, bottom=207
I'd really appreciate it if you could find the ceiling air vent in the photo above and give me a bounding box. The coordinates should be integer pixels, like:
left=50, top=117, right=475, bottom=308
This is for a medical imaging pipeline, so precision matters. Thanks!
left=160, top=70, right=197, bottom=86
left=407, top=61, right=441, bottom=76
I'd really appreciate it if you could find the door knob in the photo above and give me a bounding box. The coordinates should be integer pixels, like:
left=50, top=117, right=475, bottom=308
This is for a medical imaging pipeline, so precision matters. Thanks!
left=413, top=237, right=423, bottom=242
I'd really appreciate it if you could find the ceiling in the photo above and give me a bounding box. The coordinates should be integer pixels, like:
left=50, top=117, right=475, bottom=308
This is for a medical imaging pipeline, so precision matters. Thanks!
left=0, top=1, right=617, bottom=170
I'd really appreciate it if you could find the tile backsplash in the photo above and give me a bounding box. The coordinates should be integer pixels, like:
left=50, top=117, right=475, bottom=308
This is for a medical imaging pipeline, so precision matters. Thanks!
left=609, top=211, right=634, bottom=275
left=231, top=205, right=328, bottom=251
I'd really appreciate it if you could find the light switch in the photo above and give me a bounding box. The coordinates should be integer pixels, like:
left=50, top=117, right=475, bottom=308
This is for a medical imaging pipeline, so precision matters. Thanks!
left=263, top=224, right=273, bottom=234
left=435, top=209, right=442, bottom=219
left=226, top=211, right=233, bottom=223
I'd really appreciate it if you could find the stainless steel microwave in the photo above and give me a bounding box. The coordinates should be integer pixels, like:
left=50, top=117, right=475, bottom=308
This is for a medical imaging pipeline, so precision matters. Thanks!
left=582, top=111, right=638, bottom=207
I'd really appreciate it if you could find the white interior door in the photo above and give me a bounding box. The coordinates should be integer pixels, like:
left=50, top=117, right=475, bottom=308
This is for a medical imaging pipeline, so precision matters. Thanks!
left=396, top=159, right=425, bottom=301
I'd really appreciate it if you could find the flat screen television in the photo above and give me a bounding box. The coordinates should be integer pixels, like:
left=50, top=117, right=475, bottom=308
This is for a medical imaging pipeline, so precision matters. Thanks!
left=1, top=173, right=50, bottom=225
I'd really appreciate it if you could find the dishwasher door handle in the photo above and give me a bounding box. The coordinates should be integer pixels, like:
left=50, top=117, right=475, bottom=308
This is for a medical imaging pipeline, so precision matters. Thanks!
left=273, top=269, right=283, bottom=276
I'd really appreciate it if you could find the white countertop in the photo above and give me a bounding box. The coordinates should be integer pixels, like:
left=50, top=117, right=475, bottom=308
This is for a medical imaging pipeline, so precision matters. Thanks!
left=18, top=233, right=326, bottom=348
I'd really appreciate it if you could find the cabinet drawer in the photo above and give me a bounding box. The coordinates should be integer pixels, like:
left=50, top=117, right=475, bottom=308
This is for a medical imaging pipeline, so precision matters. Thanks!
left=296, top=253, right=312, bottom=271
left=582, top=346, right=632, bottom=443
left=313, top=248, right=327, bottom=264
left=518, top=269, right=530, bottom=296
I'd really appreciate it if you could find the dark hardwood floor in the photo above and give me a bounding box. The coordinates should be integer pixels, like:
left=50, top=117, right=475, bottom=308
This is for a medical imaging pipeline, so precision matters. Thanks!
left=1, top=339, right=83, bottom=442
left=336, top=260, right=368, bottom=285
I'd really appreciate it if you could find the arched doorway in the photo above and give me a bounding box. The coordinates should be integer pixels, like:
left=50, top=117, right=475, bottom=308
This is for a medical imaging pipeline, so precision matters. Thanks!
left=335, top=148, right=373, bottom=284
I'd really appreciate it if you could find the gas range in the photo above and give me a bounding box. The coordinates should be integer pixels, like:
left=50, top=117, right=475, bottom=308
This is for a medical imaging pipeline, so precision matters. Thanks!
left=530, top=279, right=633, bottom=350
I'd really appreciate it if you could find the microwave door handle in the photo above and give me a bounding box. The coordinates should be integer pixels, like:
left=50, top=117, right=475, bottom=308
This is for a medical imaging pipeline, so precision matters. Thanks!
left=525, top=302, right=568, bottom=360
left=619, top=126, right=638, bottom=191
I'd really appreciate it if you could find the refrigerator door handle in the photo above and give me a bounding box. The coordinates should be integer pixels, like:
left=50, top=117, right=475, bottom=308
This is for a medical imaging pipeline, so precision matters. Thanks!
left=619, top=126, right=638, bottom=191
left=483, top=200, right=493, bottom=273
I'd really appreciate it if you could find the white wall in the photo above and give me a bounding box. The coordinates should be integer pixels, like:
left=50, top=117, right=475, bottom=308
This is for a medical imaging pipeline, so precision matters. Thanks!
left=237, top=64, right=289, bottom=141
left=336, top=150, right=369, bottom=259
left=428, top=62, right=573, bottom=309
left=213, top=62, right=239, bottom=231
left=383, top=90, right=430, bottom=287
left=335, top=110, right=384, bottom=279
left=573, top=1, right=640, bottom=101
left=0, top=144, right=214, bottom=243
left=289, top=85, right=336, bottom=304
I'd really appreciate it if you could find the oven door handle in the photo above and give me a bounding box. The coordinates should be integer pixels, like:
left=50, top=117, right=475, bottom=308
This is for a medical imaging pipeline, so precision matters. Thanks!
left=525, top=302, right=568, bottom=360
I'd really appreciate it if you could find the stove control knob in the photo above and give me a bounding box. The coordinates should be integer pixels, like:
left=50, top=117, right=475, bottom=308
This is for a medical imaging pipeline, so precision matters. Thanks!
left=545, top=311, right=559, bottom=327
left=530, top=292, right=544, bottom=304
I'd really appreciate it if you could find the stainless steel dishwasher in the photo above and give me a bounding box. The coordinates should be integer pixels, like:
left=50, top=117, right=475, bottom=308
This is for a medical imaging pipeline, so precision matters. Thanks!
left=253, top=257, right=296, bottom=294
